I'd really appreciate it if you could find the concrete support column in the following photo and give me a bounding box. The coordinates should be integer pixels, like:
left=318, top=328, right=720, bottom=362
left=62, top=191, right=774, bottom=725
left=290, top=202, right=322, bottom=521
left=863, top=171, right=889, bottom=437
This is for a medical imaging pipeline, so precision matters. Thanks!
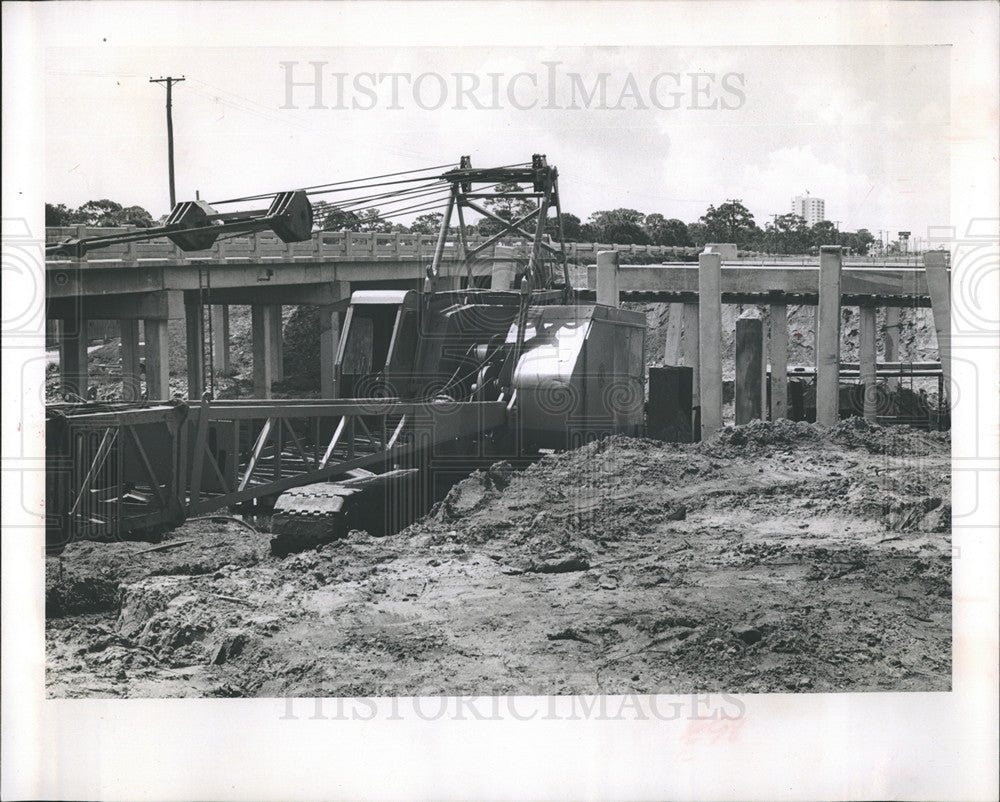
left=698, top=249, right=723, bottom=438
left=735, top=309, right=764, bottom=424
left=268, top=305, right=284, bottom=383
left=58, top=313, right=88, bottom=398
left=596, top=251, right=620, bottom=307
left=816, top=246, right=843, bottom=427
left=883, top=306, right=901, bottom=392
left=144, top=319, right=170, bottom=400
left=119, top=319, right=142, bottom=401
left=251, top=304, right=273, bottom=399
left=319, top=304, right=342, bottom=398
left=859, top=305, right=878, bottom=421
left=184, top=299, right=205, bottom=399
left=768, top=302, right=788, bottom=420
left=923, top=251, right=951, bottom=407
left=682, top=303, right=700, bottom=408
left=211, top=305, right=231, bottom=376
left=663, top=303, right=684, bottom=364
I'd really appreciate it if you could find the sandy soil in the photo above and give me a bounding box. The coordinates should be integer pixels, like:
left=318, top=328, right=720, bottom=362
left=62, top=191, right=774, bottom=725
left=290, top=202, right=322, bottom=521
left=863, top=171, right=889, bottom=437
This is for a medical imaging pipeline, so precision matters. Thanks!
left=46, top=419, right=951, bottom=698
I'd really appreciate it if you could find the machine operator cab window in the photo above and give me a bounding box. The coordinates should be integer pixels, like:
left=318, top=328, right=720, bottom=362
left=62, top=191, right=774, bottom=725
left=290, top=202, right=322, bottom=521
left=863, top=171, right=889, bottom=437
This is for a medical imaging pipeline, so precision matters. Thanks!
left=335, top=290, right=420, bottom=399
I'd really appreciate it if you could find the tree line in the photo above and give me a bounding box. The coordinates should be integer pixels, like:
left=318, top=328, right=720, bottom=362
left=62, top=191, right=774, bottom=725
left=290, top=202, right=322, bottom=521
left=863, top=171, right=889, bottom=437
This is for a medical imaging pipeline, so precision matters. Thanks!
left=47, top=194, right=879, bottom=255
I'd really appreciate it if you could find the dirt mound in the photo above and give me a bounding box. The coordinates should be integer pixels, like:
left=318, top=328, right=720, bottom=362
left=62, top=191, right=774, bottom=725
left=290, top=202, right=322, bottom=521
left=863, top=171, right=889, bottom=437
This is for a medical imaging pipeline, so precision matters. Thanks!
left=46, top=520, right=271, bottom=618
left=46, top=425, right=950, bottom=698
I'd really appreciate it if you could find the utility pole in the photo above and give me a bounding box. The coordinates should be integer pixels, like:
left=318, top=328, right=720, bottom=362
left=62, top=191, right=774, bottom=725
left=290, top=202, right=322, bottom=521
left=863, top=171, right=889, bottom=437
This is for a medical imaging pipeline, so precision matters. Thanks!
left=833, top=220, right=842, bottom=245
left=149, top=76, right=185, bottom=208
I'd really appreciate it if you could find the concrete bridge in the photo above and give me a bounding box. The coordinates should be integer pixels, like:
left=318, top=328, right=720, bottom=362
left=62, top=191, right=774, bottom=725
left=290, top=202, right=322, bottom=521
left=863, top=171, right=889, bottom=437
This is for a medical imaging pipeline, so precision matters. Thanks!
left=45, top=226, right=945, bottom=406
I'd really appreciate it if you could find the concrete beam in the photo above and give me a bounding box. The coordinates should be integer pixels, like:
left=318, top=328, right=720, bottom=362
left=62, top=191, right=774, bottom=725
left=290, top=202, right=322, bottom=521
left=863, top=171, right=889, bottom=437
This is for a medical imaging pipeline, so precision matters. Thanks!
left=859, top=305, right=877, bottom=421
left=663, top=303, right=683, bottom=365
left=923, top=251, right=951, bottom=405
left=682, top=303, right=699, bottom=407
left=768, top=301, right=788, bottom=420
left=144, top=319, right=170, bottom=400
left=883, top=306, right=901, bottom=392
left=596, top=251, right=620, bottom=307
left=319, top=304, right=342, bottom=398
left=211, top=305, right=230, bottom=376
left=269, top=305, right=284, bottom=382
left=58, top=313, right=88, bottom=398
left=698, top=250, right=723, bottom=438
left=47, top=290, right=183, bottom=321
left=586, top=264, right=930, bottom=303
left=184, top=299, right=205, bottom=399
left=816, top=247, right=843, bottom=427
left=735, top=310, right=764, bottom=424
left=119, top=319, right=142, bottom=401
left=251, top=304, right=273, bottom=399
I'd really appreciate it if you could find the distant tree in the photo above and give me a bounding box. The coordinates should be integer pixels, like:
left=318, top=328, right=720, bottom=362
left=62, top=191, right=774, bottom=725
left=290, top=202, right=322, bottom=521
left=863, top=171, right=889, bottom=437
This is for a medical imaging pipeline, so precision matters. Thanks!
left=810, top=220, right=838, bottom=247
left=478, top=182, right=537, bottom=237
left=842, top=228, right=876, bottom=256
left=586, top=208, right=650, bottom=245
left=685, top=221, right=709, bottom=247
left=59, top=199, right=156, bottom=227
left=121, top=205, right=155, bottom=227
left=320, top=205, right=362, bottom=231
left=409, top=212, right=444, bottom=235
left=699, top=199, right=759, bottom=247
left=356, top=208, right=392, bottom=233
left=545, top=212, right=582, bottom=242
left=45, top=203, right=77, bottom=226
left=766, top=213, right=811, bottom=254
left=644, top=214, right=693, bottom=246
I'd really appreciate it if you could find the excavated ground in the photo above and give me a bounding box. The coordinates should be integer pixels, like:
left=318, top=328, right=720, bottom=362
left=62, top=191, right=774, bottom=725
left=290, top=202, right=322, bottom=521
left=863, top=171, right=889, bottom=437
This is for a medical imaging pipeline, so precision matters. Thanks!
left=45, top=419, right=951, bottom=698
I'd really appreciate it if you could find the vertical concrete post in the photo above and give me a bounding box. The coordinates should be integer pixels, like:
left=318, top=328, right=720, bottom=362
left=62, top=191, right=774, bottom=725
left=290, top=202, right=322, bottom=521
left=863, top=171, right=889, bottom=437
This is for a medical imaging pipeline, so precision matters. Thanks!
left=923, top=251, right=951, bottom=406
left=58, top=313, right=88, bottom=398
left=663, top=303, right=684, bottom=364
left=768, top=301, right=788, bottom=420
left=596, top=250, right=620, bottom=307
left=184, top=298, right=205, bottom=399
left=682, top=303, right=700, bottom=407
left=883, top=306, right=901, bottom=392
left=735, top=310, right=764, bottom=424
left=119, top=319, right=142, bottom=401
left=698, top=248, right=723, bottom=438
left=268, top=305, right=284, bottom=383
left=859, top=305, right=878, bottom=421
left=143, top=319, right=170, bottom=400
left=816, top=246, right=843, bottom=427
left=319, top=304, right=341, bottom=398
left=211, top=305, right=231, bottom=376
left=251, top=304, right=273, bottom=399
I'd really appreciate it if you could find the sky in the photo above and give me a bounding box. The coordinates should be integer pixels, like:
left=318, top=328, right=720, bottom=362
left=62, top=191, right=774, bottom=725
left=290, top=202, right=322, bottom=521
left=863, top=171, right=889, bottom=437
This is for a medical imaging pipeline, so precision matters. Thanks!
left=44, top=44, right=950, bottom=241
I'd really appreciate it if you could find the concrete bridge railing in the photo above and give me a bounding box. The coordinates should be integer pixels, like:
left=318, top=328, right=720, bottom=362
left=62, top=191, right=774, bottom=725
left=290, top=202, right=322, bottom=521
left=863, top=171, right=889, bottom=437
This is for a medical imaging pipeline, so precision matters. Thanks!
left=45, top=226, right=710, bottom=267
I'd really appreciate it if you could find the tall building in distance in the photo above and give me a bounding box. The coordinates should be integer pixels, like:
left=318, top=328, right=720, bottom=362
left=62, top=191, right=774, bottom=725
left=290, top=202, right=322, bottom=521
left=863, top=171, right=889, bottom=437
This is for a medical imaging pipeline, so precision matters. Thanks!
left=791, top=194, right=826, bottom=226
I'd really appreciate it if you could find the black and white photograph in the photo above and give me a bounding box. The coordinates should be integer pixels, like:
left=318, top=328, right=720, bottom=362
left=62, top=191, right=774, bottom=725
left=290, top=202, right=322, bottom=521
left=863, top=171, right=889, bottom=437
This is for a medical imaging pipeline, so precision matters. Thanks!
left=2, top=2, right=997, bottom=800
